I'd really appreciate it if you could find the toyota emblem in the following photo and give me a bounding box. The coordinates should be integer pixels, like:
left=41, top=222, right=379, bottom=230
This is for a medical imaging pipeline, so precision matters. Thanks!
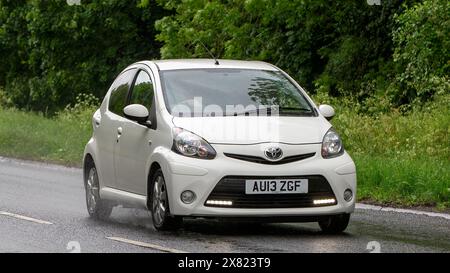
left=264, top=147, right=283, bottom=161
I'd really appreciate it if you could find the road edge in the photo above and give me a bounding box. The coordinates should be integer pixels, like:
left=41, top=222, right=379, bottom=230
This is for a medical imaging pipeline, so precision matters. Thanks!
left=356, top=203, right=450, bottom=220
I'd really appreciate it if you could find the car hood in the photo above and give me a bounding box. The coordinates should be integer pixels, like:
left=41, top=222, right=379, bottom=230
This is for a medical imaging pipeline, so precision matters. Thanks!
left=172, top=116, right=330, bottom=145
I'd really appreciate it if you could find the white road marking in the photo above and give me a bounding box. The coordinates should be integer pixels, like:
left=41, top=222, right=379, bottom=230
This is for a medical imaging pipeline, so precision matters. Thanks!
left=106, top=237, right=187, bottom=253
left=0, top=211, right=53, bottom=225
left=356, top=203, right=450, bottom=220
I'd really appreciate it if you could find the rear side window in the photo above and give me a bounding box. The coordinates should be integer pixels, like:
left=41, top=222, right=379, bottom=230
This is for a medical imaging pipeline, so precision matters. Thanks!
left=109, top=69, right=136, bottom=115
left=129, top=71, right=154, bottom=111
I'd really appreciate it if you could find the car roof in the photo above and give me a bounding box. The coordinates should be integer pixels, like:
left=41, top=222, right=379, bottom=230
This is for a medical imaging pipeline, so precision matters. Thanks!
left=139, top=59, right=279, bottom=71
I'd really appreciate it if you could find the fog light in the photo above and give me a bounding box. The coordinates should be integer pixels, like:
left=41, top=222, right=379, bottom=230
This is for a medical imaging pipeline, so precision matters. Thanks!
left=181, top=191, right=196, bottom=204
left=206, top=200, right=233, bottom=206
left=344, top=189, right=353, bottom=202
left=313, top=198, right=336, bottom=205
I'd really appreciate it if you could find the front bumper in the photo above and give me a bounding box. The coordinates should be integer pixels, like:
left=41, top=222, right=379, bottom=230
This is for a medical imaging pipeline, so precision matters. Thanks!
left=163, top=143, right=357, bottom=217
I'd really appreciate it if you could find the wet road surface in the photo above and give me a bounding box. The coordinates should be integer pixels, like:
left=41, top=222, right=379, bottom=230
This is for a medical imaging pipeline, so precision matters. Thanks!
left=0, top=157, right=448, bottom=253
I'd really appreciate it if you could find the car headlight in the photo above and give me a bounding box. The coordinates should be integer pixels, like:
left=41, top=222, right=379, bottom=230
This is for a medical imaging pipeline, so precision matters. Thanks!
left=321, top=128, right=344, bottom=158
left=172, top=128, right=216, bottom=159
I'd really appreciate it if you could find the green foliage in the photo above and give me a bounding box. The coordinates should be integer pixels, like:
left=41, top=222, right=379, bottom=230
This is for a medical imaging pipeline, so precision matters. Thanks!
left=315, top=93, right=450, bottom=208
left=57, top=93, right=99, bottom=129
left=356, top=156, right=449, bottom=208
left=390, top=0, right=450, bottom=105
left=327, top=95, right=450, bottom=161
left=155, top=0, right=419, bottom=98
left=0, top=0, right=166, bottom=113
left=1, top=0, right=448, bottom=112
left=0, top=106, right=95, bottom=165
left=0, top=92, right=100, bottom=165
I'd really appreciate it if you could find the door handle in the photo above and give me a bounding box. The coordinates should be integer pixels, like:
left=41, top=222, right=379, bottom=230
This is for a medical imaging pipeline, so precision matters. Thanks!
left=116, top=127, right=123, bottom=143
left=93, top=109, right=101, bottom=128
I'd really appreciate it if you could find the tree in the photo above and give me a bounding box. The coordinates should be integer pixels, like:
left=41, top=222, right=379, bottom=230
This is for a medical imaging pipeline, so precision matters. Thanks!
left=155, top=0, right=416, bottom=99
left=390, top=0, right=450, bottom=105
left=0, top=0, right=167, bottom=113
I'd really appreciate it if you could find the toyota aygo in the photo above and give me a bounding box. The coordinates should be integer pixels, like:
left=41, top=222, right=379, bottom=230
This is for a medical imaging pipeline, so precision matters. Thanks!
left=83, top=59, right=357, bottom=233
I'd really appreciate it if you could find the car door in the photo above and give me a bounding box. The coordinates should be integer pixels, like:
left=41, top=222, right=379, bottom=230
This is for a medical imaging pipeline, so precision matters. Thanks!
left=114, top=69, right=157, bottom=195
left=96, top=68, right=137, bottom=189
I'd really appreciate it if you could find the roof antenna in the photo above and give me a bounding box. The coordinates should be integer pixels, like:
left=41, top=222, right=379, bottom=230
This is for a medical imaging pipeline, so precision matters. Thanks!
left=196, top=39, right=220, bottom=65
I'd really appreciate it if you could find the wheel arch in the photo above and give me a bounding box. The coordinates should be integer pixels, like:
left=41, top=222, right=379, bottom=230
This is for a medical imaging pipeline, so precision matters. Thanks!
left=83, top=153, right=95, bottom=185
left=147, top=161, right=162, bottom=208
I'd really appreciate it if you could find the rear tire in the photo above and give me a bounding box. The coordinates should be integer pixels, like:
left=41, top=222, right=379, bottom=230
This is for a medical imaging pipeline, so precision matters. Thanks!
left=84, top=161, right=113, bottom=220
left=319, top=214, right=350, bottom=234
left=150, top=169, right=182, bottom=231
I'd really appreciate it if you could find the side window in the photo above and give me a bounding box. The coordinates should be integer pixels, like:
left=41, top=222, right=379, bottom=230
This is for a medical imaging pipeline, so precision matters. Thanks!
left=129, top=70, right=154, bottom=111
left=109, top=69, right=136, bottom=116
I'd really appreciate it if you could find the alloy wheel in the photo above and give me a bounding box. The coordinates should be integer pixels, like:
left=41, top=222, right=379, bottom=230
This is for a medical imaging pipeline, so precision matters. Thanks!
left=152, top=175, right=168, bottom=226
left=86, top=167, right=99, bottom=214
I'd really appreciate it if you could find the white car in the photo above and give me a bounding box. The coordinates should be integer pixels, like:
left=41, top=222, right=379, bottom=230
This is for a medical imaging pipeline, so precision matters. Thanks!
left=83, top=59, right=357, bottom=233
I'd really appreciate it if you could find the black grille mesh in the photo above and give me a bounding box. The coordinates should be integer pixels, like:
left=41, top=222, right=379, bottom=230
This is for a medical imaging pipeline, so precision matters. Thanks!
left=205, top=175, right=337, bottom=208
left=224, top=152, right=316, bottom=165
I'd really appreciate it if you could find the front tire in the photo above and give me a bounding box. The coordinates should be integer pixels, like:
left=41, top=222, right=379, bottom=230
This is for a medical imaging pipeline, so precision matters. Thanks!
left=84, top=162, right=113, bottom=220
left=319, top=214, right=350, bottom=234
left=150, top=169, right=182, bottom=231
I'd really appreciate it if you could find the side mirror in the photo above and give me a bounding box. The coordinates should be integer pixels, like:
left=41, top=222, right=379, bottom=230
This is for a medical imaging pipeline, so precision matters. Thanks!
left=123, top=104, right=151, bottom=127
left=319, top=104, right=335, bottom=121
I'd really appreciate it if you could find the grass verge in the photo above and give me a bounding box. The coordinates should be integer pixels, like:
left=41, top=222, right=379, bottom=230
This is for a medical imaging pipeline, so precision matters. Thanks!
left=0, top=108, right=91, bottom=166
left=355, top=155, right=449, bottom=210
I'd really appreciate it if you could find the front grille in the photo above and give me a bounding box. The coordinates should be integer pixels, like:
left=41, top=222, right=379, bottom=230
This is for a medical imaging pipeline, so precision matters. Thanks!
left=205, top=175, right=337, bottom=209
left=224, top=152, right=316, bottom=165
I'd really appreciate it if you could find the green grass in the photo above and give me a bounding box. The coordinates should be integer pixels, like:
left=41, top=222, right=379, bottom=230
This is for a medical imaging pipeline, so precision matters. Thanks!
left=0, top=108, right=92, bottom=166
left=355, top=156, right=449, bottom=209
left=329, top=94, right=450, bottom=209
left=0, top=95, right=448, bottom=209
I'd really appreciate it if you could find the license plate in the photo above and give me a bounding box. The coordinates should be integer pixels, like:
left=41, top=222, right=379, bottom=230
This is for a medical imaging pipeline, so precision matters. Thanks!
left=245, top=179, right=308, bottom=195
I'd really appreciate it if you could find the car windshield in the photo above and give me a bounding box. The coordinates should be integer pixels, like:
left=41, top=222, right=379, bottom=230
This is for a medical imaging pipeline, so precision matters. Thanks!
left=160, top=69, right=316, bottom=117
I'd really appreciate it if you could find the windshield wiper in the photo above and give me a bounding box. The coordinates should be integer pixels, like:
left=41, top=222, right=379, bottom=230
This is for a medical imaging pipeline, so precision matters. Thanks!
left=278, top=107, right=312, bottom=112
left=225, top=106, right=313, bottom=116
left=277, top=107, right=314, bottom=116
